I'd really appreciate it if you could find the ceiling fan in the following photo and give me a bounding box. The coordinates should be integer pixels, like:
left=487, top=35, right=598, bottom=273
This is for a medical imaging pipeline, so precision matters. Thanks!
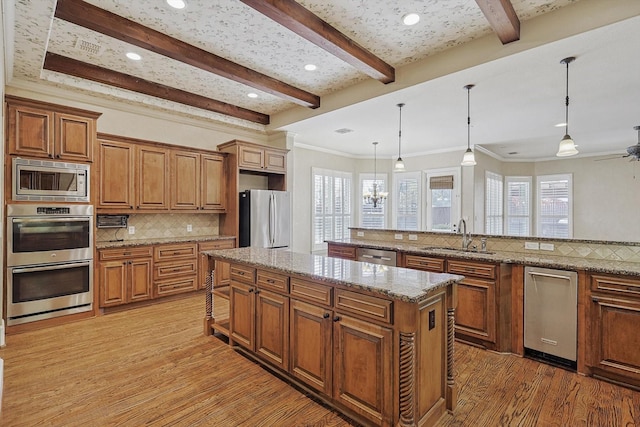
left=595, top=125, right=640, bottom=161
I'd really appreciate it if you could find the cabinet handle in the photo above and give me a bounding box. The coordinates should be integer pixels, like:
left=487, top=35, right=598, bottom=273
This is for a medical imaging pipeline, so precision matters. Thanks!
left=237, top=271, right=245, bottom=275
left=333, top=315, right=341, bottom=322
left=266, top=279, right=275, bottom=284
left=56, top=154, right=60, bottom=158
left=49, top=154, right=54, bottom=158
left=323, top=313, right=330, bottom=319
left=248, top=288, right=255, bottom=293
left=627, top=287, right=638, bottom=292
left=591, top=296, right=600, bottom=302
left=254, top=289, right=261, bottom=294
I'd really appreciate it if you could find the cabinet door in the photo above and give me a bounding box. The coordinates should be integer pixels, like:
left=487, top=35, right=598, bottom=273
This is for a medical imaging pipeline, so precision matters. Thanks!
left=455, top=277, right=496, bottom=343
left=590, top=295, right=640, bottom=384
left=237, top=145, right=264, bottom=170
left=327, top=244, right=356, bottom=260
left=230, top=281, right=255, bottom=349
left=129, top=259, right=153, bottom=302
left=264, top=149, right=286, bottom=173
left=333, top=314, right=393, bottom=426
left=55, top=112, right=94, bottom=162
left=255, top=289, right=289, bottom=370
left=171, top=151, right=200, bottom=209
left=99, top=261, right=127, bottom=307
left=137, top=146, right=169, bottom=210
left=7, top=103, right=54, bottom=158
left=214, top=260, right=231, bottom=288
left=200, top=153, right=226, bottom=211
left=98, top=140, right=135, bottom=209
left=289, top=299, right=333, bottom=395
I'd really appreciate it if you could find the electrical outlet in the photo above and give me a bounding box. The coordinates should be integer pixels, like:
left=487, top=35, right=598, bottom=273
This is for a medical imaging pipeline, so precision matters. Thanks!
left=408, top=234, right=418, bottom=241
left=128, top=226, right=135, bottom=235
left=357, top=231, right=364, bottom=237
left=394, top=234, right=403, bottom=240
left=524, top=241, right=539, bottom=250
left=187, top=224, right=193, bottom=232
left=540, top=243, right=555, bottom=251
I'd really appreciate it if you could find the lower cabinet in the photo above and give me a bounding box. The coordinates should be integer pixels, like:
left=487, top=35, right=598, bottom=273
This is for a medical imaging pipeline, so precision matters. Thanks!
left=588, top=273, right=640, bottom=388
left=153, top=242, right=198, bottom=297
left=198, top=239, right=235, bottom=290
left=98, top=246, right=153, bottom=307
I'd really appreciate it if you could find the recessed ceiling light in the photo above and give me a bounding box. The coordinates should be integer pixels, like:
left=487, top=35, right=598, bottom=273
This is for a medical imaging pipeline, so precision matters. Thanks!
left=126, top=52, right=141, bottom=61
left=304, top=64, right=317, bottom=71
left=555, top=122, right=567, bottom=127
left=166, top=0, right=186, bottom=9
left=247, top=93, right=258, bottom=98
left=402, top=13, right=420, bottom=26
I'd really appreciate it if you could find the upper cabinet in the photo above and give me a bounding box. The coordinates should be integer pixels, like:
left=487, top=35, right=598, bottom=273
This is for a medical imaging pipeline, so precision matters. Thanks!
left=219, top=140, right=288, bottom=176
left=97, top=134, right=225, bottom=213
left=6, top=96, right=101, bottom=162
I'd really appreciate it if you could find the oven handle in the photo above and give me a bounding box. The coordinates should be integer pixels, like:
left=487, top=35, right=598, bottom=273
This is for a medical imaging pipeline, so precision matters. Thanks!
left=11, top=217, right=91, bottom=224
left=11, top=261, right=91, bottom=274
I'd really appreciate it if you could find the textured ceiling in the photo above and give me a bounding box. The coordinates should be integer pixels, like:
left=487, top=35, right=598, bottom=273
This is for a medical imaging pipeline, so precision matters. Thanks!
left=7, top=0, right=640, bottom=159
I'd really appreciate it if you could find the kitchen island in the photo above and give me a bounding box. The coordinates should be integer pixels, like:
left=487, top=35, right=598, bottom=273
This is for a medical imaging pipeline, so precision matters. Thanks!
left=203, top=248, right=463, bottom=427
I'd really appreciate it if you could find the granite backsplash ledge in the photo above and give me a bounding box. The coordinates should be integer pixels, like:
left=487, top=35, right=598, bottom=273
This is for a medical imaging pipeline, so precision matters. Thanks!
left=348, top=228, right=640, bottom=263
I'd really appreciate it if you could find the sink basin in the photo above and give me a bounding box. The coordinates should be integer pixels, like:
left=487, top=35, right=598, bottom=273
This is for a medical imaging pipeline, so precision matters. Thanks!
left=421, top=246, right=495, bottom=255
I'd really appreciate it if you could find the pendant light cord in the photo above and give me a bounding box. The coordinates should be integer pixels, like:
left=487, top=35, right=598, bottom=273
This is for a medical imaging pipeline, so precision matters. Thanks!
left=467, top=87, right=471, bottom=149
left=565, top=59, right=570, bottom=136
left=397, top=103, right=404, bottom=158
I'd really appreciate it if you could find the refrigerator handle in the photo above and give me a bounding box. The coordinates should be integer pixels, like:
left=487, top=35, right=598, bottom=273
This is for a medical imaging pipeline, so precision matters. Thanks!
left=269, top=193, right=274, bottom=247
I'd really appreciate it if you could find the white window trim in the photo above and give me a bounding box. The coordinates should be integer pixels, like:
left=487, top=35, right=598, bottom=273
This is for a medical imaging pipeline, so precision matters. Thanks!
left=392, top=171, right=422, bottom=230
left=311, top=167, right=353, bottom=253
left=504, top=176, right=532, bottom=236
left=424, top=167, right=461, bottom=233
left=536, top=173, right=573, bottom=238
left=485, top=170, right=504, bottom=235
left=359, top=172, right=388, bottom=228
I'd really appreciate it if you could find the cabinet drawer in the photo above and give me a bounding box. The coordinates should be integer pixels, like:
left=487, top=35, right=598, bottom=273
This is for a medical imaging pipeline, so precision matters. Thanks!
left=155, top=277, right=198, bottom=297
left=290, top=278, right=332, bottom=306
left=154, top=243, right=197, bottom=261
left=335, top=289, right=392, bottom=324
left=99, top=246, right=153, bottom=261
left=230, top=264, right=256, bottom=284
left=447, top=260, right=496, bottom=280
left=405, top=255, right=445, bottom=272
left=327, top=245, right=356, bottom=260
left=591, top=274, right=640, bottom=298
left=257, top=270, right=289, bottom=293
left=154, top=260, right=198, bottom=280
left=198, top=240, right=235, bottom=251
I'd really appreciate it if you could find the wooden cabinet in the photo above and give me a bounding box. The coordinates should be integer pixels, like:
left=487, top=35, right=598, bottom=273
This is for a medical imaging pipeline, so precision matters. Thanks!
left=237, top=142, right=287, bottom=174
left=327, top=243, right=357, bottom=260
left=98, top=246, right=153, bottom=307
left=404, top=254, right=445, bottom=272
left=198, top=239, right=235, bottom=290
left=136, top=145, right=169, bottom=210
left=153, top=243, right=198, bottom=297
left=588, top=274, right=640, bottom=388
left=171, top=150, right=226, bottom=212
left=6, top=96, right=100, bottom=162
left=97, top=138, right=135, bottom=209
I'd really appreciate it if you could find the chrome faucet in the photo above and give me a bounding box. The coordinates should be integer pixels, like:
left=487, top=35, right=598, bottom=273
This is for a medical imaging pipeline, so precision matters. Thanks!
left=457, top=218, right=473, bottom=250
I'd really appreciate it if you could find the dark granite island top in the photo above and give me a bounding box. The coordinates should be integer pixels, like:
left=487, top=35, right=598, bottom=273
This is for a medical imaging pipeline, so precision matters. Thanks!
left=202, top=247, right=463, bottom=303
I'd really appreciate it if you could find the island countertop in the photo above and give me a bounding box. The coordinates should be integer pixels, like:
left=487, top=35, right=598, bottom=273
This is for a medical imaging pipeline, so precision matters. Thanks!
left=204, top=247, right=463, bottom=303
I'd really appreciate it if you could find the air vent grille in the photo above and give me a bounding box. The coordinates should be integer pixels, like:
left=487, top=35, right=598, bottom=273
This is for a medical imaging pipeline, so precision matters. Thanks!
left=75, top=38, right=105, bottom=56
left=334, top=128, right=354, bottom=134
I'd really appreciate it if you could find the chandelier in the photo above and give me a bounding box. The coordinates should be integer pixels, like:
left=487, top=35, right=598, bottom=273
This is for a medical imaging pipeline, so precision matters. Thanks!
left=363, top=141, right=388, bottom=208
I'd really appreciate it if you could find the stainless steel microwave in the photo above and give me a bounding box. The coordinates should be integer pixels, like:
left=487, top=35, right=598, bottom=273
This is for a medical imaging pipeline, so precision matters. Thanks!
left=12, top=158, right=89, bottom=202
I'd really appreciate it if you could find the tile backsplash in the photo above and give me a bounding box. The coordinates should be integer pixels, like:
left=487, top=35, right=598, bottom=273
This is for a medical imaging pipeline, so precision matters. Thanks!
left=96, top=213, right=219, bottom=242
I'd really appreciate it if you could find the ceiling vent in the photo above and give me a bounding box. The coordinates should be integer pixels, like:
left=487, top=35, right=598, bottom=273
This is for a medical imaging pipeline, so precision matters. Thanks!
left=334, top=128, right=354, bottom=134
left=74, top=37, right=105, bottom=56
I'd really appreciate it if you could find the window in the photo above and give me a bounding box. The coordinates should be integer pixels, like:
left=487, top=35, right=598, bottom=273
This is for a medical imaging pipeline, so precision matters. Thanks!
left=485, top=171, right=503, bottom=235
left=393, top=171, right=421, bottom=230
left=537, top=174, right=572, bottom=238
left=425, top=168, right=460, bottom=232
left=312, top=168, right=352, bottom=252
left=505, top=176, right=532, bottom=236
left=360, top=173, right=387, bottom=229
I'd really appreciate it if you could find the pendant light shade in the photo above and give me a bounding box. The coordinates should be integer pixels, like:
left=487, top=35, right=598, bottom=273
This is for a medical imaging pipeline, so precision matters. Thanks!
left=557, top=57, right=579, bottom=157
left=461, top=84, right=477, bottom=166
left=395, top=103, right=406, bottom=171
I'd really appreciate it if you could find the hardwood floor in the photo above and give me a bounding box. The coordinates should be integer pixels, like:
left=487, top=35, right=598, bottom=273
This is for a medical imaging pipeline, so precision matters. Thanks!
left=1, top=293, right=638, bottom=426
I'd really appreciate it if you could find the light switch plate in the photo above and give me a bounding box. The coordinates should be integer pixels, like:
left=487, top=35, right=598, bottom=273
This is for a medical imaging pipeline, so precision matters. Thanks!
left=394, top=234, right=403, bottom=240
left=540, top=243, right=555, bottom=251
left=524, top=241, right=539, bottom=250
left=128, top=226, right=135, bottom=235
left=408, top=234, right=418, bottom=241
left=357, top=231, right=364, bottom=237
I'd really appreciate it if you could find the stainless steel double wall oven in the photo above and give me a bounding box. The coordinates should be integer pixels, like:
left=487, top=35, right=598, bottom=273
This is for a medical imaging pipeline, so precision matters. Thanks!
left=6, top=204, right=94, bottom=325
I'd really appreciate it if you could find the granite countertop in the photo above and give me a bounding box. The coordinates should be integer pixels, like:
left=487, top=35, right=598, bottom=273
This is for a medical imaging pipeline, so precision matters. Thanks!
left=96, top=235, right=236, bottom=249
left=204, top=247, right=463, bottom=303
left=328, top=238, right=640, bottom=277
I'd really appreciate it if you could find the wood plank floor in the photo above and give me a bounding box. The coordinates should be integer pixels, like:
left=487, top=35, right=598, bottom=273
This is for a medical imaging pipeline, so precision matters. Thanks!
left=1, top=293, right=638, bottom=426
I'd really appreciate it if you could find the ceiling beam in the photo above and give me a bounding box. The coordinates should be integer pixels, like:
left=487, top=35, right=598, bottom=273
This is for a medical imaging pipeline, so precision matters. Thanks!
left=240, top=0, right=395, bottom=84
left=43, top=52, right=270, bottom=125
left=53, top=0, right=319, bottom=109
left=475, top=0, right=520, bottom=44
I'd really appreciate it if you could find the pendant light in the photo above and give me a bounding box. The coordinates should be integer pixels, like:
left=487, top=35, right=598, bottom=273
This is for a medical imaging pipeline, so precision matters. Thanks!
left=556, top=56, right=579, bottom=157
left=395, top=103, right=406, bottom=171
left=363, top=142, right=387, bottom=208
left=461, top=84, right=477, bottom=166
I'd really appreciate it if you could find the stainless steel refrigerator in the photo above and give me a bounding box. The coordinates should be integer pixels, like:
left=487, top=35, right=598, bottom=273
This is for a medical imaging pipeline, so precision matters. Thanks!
left=239, top=190, right=290, bottom=249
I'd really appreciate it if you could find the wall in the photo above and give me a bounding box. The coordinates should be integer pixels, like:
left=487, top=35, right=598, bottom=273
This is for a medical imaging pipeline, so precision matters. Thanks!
left=0, top=0, right=6, bottom=347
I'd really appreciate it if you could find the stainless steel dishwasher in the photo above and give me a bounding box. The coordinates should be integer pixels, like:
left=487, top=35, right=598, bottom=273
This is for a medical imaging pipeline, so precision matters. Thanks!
left=356, top=247, right=397, bottom=266
left=524, top=266, right=578, bottom=368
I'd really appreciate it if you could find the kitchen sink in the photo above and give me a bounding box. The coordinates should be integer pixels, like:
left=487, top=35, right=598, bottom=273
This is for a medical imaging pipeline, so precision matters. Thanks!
left=421, top=246, right=495, bottom=255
